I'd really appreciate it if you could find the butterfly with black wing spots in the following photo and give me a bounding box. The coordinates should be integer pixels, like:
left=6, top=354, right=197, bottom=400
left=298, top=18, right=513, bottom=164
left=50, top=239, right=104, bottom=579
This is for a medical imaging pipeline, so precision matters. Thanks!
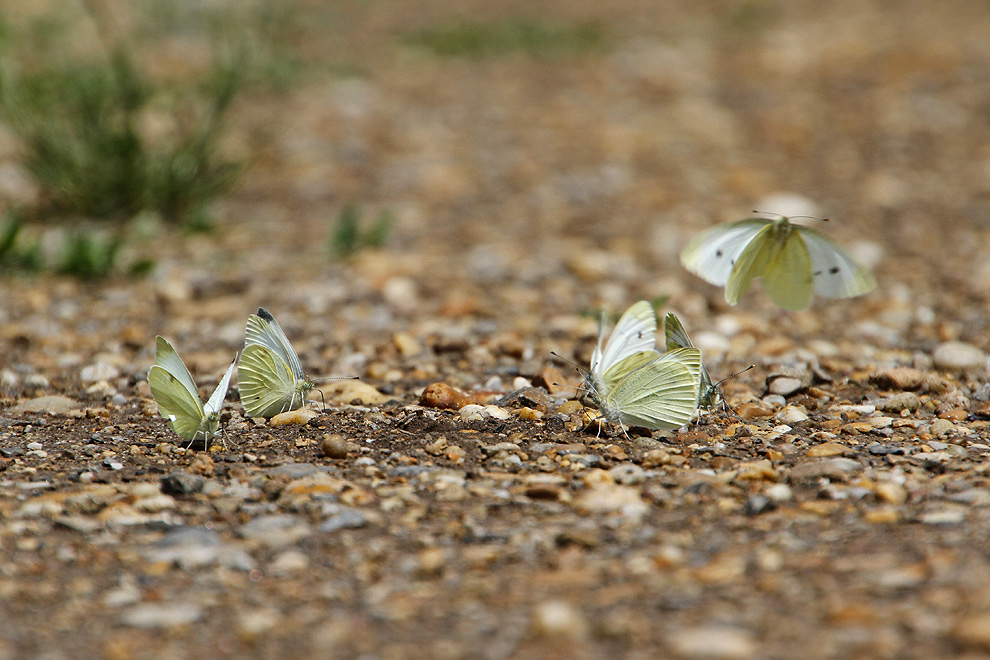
left=680, top=214, right=876, bottom=311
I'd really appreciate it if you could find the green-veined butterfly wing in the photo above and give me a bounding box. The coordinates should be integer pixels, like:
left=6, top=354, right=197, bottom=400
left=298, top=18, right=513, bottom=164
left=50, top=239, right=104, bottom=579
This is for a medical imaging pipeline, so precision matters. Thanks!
left=601, top=347, right=702, bottom=430
left=244, top=308, right=305, bottom=380
left=238, top=344, right=299, bottom=418
left=590, top=300, right=658, bottom=385
left=149, top=364, right=205, bottom=441
left=664, top=313, right=717, bottom=408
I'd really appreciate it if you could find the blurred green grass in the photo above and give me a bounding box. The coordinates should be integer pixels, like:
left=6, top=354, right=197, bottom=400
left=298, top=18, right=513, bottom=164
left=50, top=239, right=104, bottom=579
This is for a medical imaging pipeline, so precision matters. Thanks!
left=404, top=17, right=608, bottom=59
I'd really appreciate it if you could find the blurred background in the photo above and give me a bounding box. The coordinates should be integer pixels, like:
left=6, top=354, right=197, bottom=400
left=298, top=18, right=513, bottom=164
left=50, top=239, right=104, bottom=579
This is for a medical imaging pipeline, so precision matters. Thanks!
left=1, top=0, right=989, bottom=370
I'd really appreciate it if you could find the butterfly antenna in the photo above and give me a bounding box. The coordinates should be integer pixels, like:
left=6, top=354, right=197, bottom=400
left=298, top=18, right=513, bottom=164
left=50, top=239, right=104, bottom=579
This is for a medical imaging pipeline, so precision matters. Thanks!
left=709, top=364, right=755, bottom=419
left=752, top=210, right=830, bottom=223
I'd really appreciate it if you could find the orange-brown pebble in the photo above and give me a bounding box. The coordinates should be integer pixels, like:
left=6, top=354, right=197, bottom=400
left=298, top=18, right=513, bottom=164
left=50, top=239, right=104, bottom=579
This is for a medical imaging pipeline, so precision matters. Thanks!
left=736, top=402, right=773, bottom=420
left=419, top=382, right=472, bottom=410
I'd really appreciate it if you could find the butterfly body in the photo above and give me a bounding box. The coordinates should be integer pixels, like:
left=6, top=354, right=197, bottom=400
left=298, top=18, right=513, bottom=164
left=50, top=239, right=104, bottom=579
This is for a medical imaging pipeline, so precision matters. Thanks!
left=680, top=215, right=876, bottom=311
left=238, top=308, right=314, bottom=418
left=148, top=336, right=236, bottom=446
left=584, top=301, right=701, bottom=431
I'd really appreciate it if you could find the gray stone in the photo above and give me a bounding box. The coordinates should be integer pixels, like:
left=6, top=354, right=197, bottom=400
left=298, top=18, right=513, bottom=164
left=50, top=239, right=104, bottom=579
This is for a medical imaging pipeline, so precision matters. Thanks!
left=238, top=514, right=311, bottom=548
left=10, top=395, right=82, bottom=415
left=160, top=472, right=206, bottom=496
left=319, top=507, right=367, bottom=533
left=789, top=458, right=862, bottom=481
left=933, top=342, right=985, bottom=371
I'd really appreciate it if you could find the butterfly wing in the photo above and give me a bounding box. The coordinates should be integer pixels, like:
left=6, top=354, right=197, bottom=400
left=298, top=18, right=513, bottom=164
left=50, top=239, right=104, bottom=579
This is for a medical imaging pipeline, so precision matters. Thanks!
left=238, top=344, right=300, bottom=418
left=204, top=354, right=238, bottom=416
left=724, top=222, right=778, bottom=305
left=680, top=218, right=771, bottom=286
left=664, top=313, right=716, bottom=408
left=797, top=226, right=877, bottom=299
left=245, top=308, right=305, bottom=382
left=153, top=336, right=200, bottom=405
left=592, top=301, right=658, bottom=380
left=604, top=348, right=702, bottom=430
left=760, top=227, right=813, bottom=311
left=149, top=364, right=206, bottom=441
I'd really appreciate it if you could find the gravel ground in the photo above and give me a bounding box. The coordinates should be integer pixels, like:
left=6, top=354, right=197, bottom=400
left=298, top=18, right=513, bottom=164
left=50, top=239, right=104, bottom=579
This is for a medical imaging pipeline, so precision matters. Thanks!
left=3, top=1, right=990, bottom=659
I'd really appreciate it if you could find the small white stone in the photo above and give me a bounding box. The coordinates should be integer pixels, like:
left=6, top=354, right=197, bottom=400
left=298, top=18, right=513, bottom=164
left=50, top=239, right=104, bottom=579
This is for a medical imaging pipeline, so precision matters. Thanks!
left=768, top=377, right=803, bottom=396
left=512, top=376, right=533, bottom=390
left=459, top=404, right=487, bottom=421
left=80, top=362, right=120, bottom=384
left=482, top=405, right=511, bottom=420
left=531, top=600, right=587, bottom=640
left=669, top=625, right=758, bottom=659
left=765, top=483, right=793, bottom=502
left=776, top=406, right=808, bottom=424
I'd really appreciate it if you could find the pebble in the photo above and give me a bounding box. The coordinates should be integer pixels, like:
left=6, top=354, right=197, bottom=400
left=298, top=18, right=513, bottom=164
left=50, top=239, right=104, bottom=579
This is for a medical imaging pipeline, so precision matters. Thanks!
left=420, top=382, right=472, bottom=410
left=764, top=483, right=793, bottom=502
left=268, top=463, right=324, bottom=479
left=876, top=392, right=921, bottom=412
left=745, top=495, right=774, bottom=516
left=918, top=508, right=966, bottom=525
left=270, top=408, right=319, bottom=425
left=322, top=434, right=350, bottom=459
left=953, top=613, right=990, bottom=650
left=317, top=379, right=390, bottom=405
left=133, top=494, right=176, bottom=513
left=80, top=362, right=120, bottom=384
left=238, top=514, right=312, bottom=548
left=789, top=458, right=862, bottom=481
left=237, top=608, right=282, bottom=640
left=870, top=367, right=925, bottom=391
left=160, top=472, right=205, bottom=496
left=392, top=331, right=422, bottom=357
left=575, top=483, right=649, bottom=519
left=768, top=377, right=804, bottom=397
left=531, top=600, right=587, bottom=641
left=668, top=625, right=757, bottom=659
left=806, top=442, right=851, bottom=458
left=933, top=341, right=986, bottom=371
left=10, top=395, right=82, bottom=415
left=929, top=418, right=956, bottom=437
left=776, top=405, right=808, bottom=424
left=122, top=603, right=205, bottom=629
left=609, top=463, right=646, bottom=485
left=318, top=507, right=367, bottom=533
left=875, top=482, right=907, bottom=505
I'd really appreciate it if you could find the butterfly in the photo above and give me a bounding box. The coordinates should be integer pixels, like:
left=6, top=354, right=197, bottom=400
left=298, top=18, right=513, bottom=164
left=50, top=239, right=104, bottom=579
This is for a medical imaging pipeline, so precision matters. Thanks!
left=237, top=308, right=314, bottom=418
left=680, top=214, right=876, bottom=311
left=584, top=301, right=702, bottom=431
left=148, top=336, right=237, bottom=447
left=664, top=312, right=719, bottom=410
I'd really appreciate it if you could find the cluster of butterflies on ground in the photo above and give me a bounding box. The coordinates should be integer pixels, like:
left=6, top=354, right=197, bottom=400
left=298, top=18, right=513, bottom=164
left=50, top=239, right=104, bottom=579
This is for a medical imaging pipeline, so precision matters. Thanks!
left=149, top=214, right=877, bottom=445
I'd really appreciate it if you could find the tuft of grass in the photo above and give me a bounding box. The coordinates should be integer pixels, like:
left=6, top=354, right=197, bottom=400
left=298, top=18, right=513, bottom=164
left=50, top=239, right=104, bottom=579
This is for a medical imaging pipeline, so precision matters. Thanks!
left=0, top=212, right=43, bottom=273
left=0, top=0, right=305, bottom=231
left=404, top=17, right=607, bottom=59
left=0, top=45, right=242, bottom=228
left=329, top=204, right=394, bottom=258
left=54, top=231, right=124, bottom=280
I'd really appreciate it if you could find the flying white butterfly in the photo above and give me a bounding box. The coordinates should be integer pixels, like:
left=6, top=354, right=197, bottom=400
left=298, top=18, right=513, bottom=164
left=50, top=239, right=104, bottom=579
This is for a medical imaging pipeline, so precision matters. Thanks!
left=680, top=213, right=876, bottom=311
left=237, top=308, right=314, bottom=418
left=148, top=336, right=237, bottom=447
left=584, top=301, right=702, bottom=432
